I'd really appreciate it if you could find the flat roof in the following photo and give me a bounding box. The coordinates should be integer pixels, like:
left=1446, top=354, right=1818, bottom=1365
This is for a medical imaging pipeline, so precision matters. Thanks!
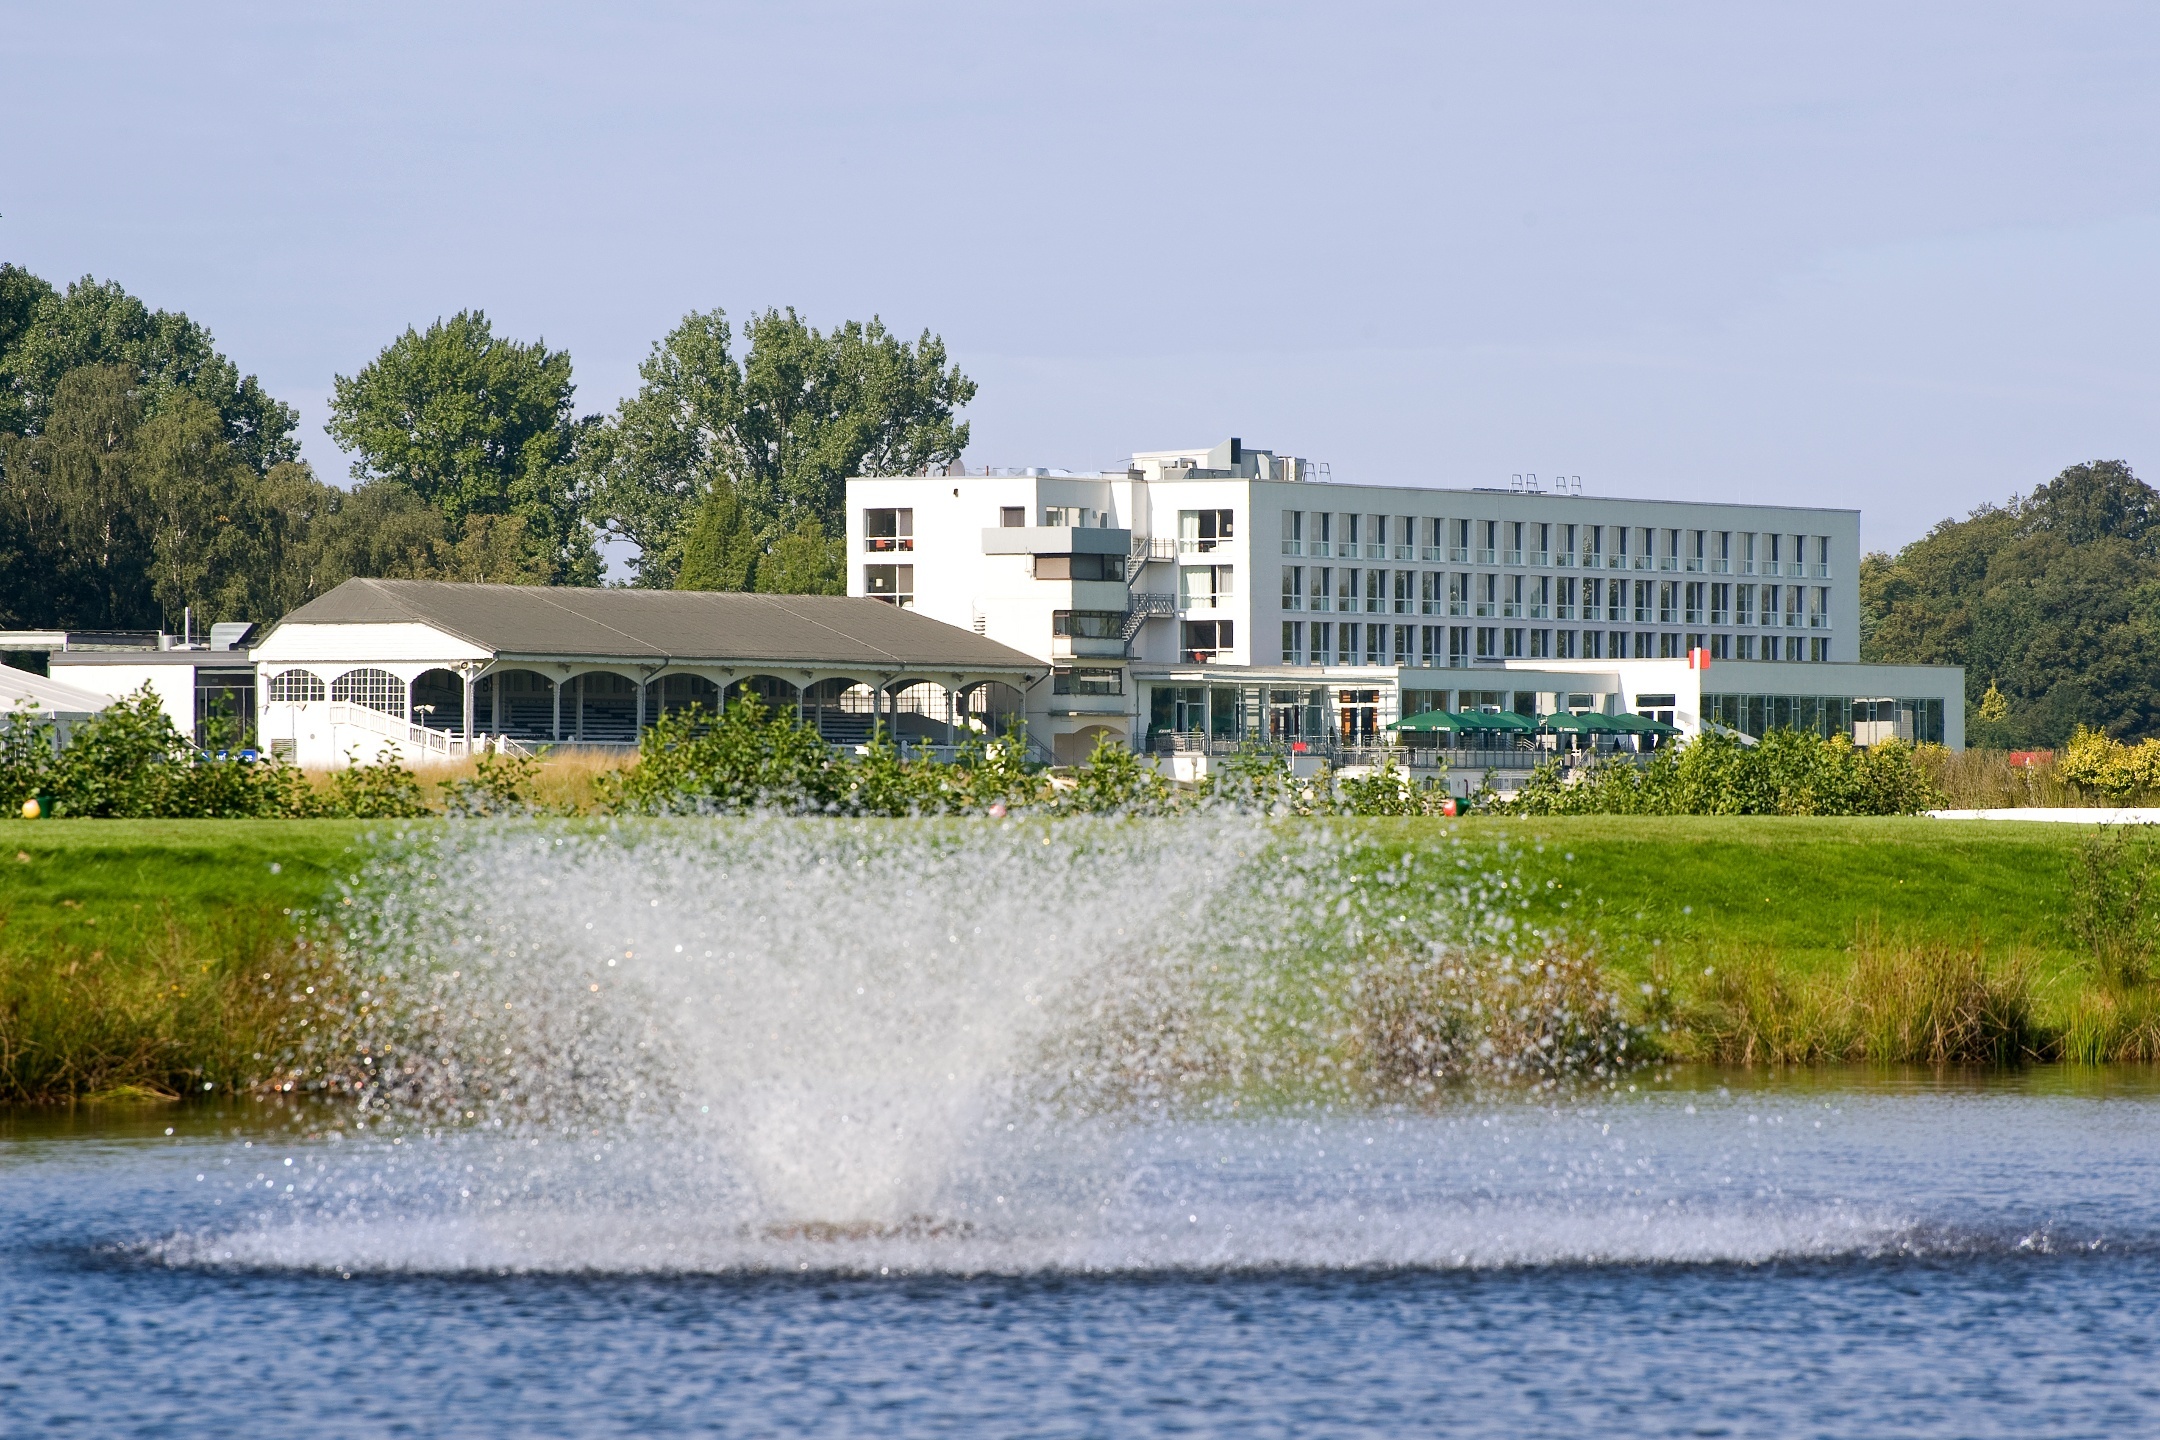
left=270, top=578, right=1046, bottom=674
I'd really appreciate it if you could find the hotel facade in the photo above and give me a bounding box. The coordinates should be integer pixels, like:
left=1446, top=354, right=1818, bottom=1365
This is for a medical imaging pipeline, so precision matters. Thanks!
left=847, top=438, right=1964, bottom=772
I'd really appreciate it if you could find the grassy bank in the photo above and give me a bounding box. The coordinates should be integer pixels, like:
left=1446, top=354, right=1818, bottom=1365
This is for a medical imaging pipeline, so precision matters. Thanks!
left=1, top=815, right=2153, bottom=1103
left=0, top=820, right=377, bottom=1102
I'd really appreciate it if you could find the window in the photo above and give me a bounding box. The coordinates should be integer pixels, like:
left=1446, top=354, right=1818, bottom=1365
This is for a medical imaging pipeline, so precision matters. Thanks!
left=1178, top=509, right=1234, bottom=552
left=1336, top=567, right=1360, bottom=612
left=1395, top=517, right=1416, bottom=560
left=1179, top=564, right=1233, bottom=608
left=864, top=508, right=913, bottom=552
left=1636, top=692, right=1677, bottom=726
left=1052, top=666, right=1124, bottom=695
left=1660, top=528, right=1680, bottom=572
left=1530, top=575, right=1550, bottom=618
left=999, top=506, right=1026, bottom=528
left=1449, top=518, right=1471, bottom=562
left=1310, top=566, right=1332, bottom=611
left=1586, top=525, right=1605, bottom=568
left=1449, top=625, right=1469, bottom=667
left=1475, top=573, right=1496, bottom=617
left=1736, top=584, right=1755, bottom=626
left=864, top=564, right=915, bottom=607
left=1810, top=586, right=1829, bottom=628
left=1421, top=571, right=1443, bottom=615
left=1280, top=511, right=1303, bottom=555
left=1635, top=527, right=1654, bottom=570
left=1759, top=584, right=1779, bottom=626
left=1505, top=521, right=1524, bottom=566
left=332, top=667, right=405, bottom=717
left=1422, top=518, right=1444, bottom=561
left=1342, top=514, right=1361, bottom=555
left=1477, top=520, right=1497, bottom=564
left=1503, top=574, right=1524, bottom=618
left=1180, top=619, right=1234, bottom=661
left=1281, top=621, right=1303, bottom=664
left=1281, top=566, right=1303, bottom=610
left=1710, top=633, right=1730, bottom=660
left=1312, top=512, right=1333, bottom=558
left=1684, top=581, right=1704, bottom=625
left=1052, top=610, right=1122, bottom=638
left=1785, top=585, right=1804, bottom=627
left=1339, top=689, right=1380, bottom=743
left=1736, top=635, right=1757, bottom=660
left=1043, top=505, right=1097, bottom=528
left=1555, top=629, right=1578, bottom=658
left=1556, top=576, right=1576, bottom=620
left=1740, top=532, right=1757, bottom=575
left=1686, top=530, right=1704, bottom=572
left=1038, top=553, right=1124, bottom=581
left=1530, top=628, right=1551, bottom=658
left=1450, top=572, right=1470, bottom=616
left=1810, top=637, right=1830, bottom=662
left=1712, top=531, right=1731, bottom=574
left=1788, top=535, right=1807, bottom=578
left=1366, top=515, right=1387, bottom=559
left=1394, top=570, right=1414, bottom=614
left=1710, top=583, right=1730, bottom=626
left=1309, top=622, right=1331, bottom=666
left=1813, top=535, right=1832, bottom=578
left=1503, top=627, right=1524, bottom=658
left=1558, top=523, right=1577, bottom=567
left=1365, top=569, right=1385, bottom=613
left=1420, top=624, right=1442, bottom=666
left=1613, top=525, right=1629, bottom=568
left=1476, top=625, right=1497, bottom=659
left=267, top=669, right=325, bottom=703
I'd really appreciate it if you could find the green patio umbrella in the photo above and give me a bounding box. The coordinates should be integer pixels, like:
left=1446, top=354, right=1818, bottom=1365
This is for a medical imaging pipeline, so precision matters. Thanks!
left=1452, top=709, right=1537, bottom=732
left=1609, top=712, right=1681, bottom=735
left=1538, top=710, right=1623, bottom=734
left=1386, top=709, right=1461, bottom=732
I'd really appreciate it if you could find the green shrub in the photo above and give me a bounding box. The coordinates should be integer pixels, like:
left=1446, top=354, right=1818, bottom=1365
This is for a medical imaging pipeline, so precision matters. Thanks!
left=1506, top=729, right=1944, bottom=817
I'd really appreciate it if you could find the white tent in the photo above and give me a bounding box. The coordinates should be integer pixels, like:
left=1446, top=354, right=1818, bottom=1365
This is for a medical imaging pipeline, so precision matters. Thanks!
left=1, top=663, right=116, bottom=736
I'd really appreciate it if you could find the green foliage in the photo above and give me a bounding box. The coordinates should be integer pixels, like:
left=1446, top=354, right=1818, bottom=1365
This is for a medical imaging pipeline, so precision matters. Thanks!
left=753, top=515, right=844, bottom=596
left=1061, top=733, right=1176, bottom=814
left=1505, top=730, right=1943, bottom=816
left=2068, top=827, right=2158, bottom=990
left=2056, top=724, right=2160, bottom=801
left=0, top=268, right=297, bottom=471
left=325, top=310, right=597, bottom=585
left=675, top=478, right=760, bottom=591
left=584, top=306, right=974, bottom=587
left=603, top=695, right=852, bottom=814
left=1863, top=459, right=2160, bottom=744
left=438, top=749, right=546, bottom=817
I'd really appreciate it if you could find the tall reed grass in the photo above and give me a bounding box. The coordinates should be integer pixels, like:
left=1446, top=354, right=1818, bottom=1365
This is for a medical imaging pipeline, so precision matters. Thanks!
left=1918, top=747, right=2088, bottom=808
left=299, top=748, right=634, bottom=815
left=1674, top=930, right=2046, bottom=1066
left=0, top=905, right=331, bottom=1102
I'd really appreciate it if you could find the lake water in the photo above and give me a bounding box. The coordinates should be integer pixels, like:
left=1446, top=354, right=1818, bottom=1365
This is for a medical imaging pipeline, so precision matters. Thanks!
left=6, top=1068, right=2159, bottom=1437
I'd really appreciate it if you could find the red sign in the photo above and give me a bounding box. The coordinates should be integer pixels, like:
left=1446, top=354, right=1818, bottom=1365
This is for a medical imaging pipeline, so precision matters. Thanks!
left=1688, top=647, right=1711, bottom=670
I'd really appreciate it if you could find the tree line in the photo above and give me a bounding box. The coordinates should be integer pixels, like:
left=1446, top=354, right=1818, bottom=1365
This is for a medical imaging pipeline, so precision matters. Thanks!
left=1861, top=460, right=2160, bottom=746
left=0, top=264, right=974, bottom=634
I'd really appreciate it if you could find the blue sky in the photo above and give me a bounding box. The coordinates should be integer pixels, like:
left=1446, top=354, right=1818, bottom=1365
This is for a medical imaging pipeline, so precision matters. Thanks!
left=5, top=2, right=2157, bottom=553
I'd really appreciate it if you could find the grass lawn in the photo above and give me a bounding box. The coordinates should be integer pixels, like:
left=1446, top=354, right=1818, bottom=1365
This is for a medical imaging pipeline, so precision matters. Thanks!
left=1433, top=816, right=2093, bottom=979
left=1, top=818, right=384, bottom=943
left=0, top=814, right=2136, bottom=1101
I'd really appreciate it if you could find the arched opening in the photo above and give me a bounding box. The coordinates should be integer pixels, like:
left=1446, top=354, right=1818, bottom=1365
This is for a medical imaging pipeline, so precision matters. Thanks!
left=885, top=680, right=959, bottom=748
left=409, top=668, right=465, bottom=731
left=1054, top=724, right=1124, bottom=766
left=722, top=674, right=802, bottom=718
left=801, top=678, right=869, bottom=747
left=654, top=673, right=721, bottom=719
left=962, top=681, right=1027, bottom=737
left=567, top=670, right=641, bottom=743
left=266, top=669, right=325, bottom=703
left=331, top=667, right=406, bottom=718
left=479, top=668, right=559, bottom=742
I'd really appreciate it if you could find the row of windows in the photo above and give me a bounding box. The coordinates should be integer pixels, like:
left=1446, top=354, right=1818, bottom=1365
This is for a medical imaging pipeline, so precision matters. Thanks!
left=1279, top=568, right=1833, bottom=628
left=1704, top=694, right=1947, bottom=746
left=1276, top=623, right=1835, bottom=667
left=1278, top=513, right=1834, bottom=577
left=266, top=667, right=402, bottom=713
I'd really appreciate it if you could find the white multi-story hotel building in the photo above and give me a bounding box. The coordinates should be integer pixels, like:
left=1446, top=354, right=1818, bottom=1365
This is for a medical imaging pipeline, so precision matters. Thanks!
left=848, top=438, right=1964, bottom=771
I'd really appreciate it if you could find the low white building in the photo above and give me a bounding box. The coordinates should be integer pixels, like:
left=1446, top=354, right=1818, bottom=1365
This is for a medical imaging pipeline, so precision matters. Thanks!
left=50, top=580, right=1046, bottom=768
left=846, top=438, right=1965, bottom=778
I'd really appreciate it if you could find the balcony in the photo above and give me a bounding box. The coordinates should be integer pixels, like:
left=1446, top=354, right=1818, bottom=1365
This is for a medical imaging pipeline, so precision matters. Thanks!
left=981, top=525, right=1132, bottom=557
